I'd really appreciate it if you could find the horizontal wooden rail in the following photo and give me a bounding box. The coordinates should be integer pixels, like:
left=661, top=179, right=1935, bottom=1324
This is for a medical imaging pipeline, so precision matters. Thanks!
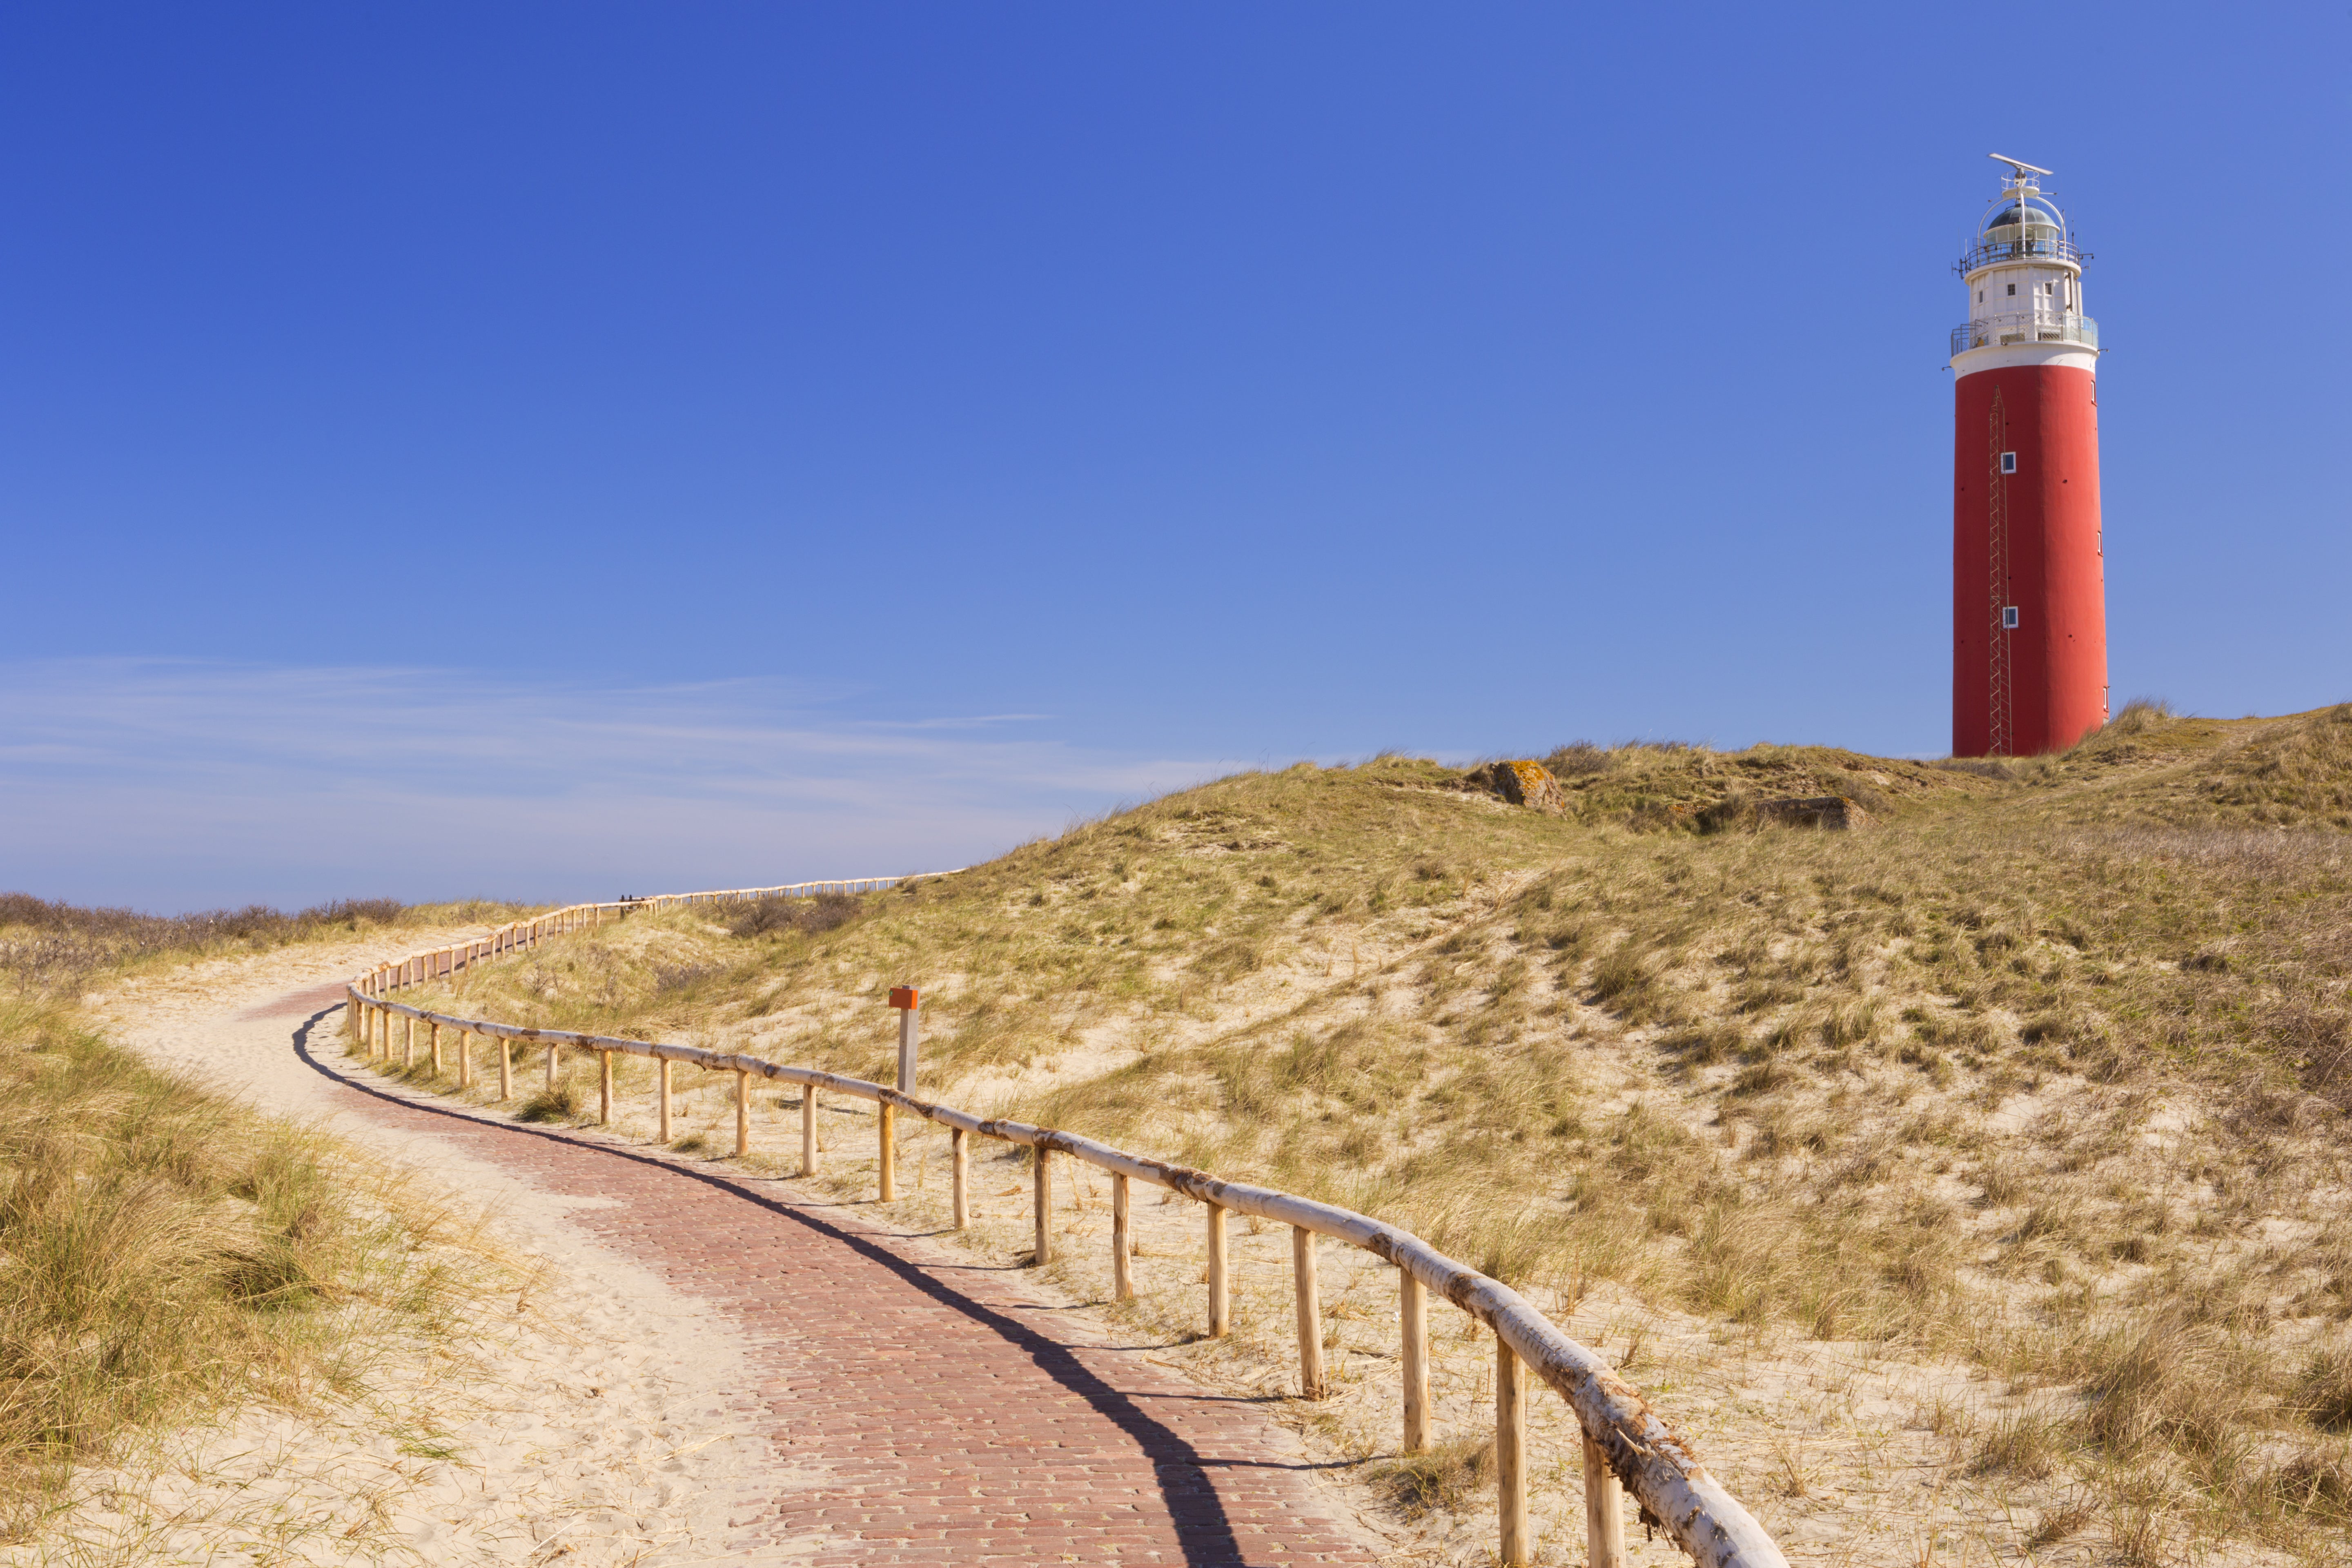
left=356, top=874, right=959, bottom=999
left=343, top=877, right=1787, bottom=1568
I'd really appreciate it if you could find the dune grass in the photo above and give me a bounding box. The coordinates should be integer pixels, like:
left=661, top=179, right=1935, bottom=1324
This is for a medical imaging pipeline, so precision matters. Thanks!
left=0, top=893, right=545, bottom=999
left=0, top=1000, right=505, bottom=1539
left=396, top=702, right=2352, bottom=1561
left=0, top=896, right=546, bottom=1548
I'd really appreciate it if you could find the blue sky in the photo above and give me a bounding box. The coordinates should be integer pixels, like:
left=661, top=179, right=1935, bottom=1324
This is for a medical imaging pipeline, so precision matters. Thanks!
left=4, top=4, right=2346, bottom=909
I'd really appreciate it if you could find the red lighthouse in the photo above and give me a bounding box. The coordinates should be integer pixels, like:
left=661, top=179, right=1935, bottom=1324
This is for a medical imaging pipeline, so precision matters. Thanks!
left=1951, top=155, right=2107, bottom=756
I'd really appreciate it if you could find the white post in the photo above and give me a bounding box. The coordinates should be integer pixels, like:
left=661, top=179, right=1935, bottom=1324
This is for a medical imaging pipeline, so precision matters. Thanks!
left=890, top=986, right=920, bottom=1092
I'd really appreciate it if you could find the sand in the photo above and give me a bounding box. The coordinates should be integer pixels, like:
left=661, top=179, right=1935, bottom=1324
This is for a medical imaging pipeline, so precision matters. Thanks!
left=25, top=931, right=796, bottom=1566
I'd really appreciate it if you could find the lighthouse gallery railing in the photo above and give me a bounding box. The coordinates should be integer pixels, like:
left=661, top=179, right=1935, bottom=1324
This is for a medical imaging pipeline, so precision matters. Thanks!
left=1951, top=312, right=2099, bottom=356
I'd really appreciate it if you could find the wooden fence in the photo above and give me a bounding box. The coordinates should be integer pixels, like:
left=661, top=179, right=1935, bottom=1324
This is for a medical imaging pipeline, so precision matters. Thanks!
left=347, top=882, right=1788, bottom=1568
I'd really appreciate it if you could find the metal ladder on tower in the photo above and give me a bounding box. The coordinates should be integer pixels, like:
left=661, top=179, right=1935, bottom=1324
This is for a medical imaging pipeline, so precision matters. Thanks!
left=1986, top=388, right=2014, bottom=757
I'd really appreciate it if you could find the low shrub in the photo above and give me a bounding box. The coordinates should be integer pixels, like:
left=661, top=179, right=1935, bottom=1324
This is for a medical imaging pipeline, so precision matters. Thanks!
left=727, top=892, right=866, bottom=940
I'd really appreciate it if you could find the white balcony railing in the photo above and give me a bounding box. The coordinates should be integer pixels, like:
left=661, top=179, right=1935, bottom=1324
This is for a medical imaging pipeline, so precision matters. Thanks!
left=1951, top=312, right=2100, bottom=356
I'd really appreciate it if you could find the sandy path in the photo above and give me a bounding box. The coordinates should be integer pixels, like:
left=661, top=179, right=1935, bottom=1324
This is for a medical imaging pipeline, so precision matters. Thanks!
left=60, top=933, right=781, bottom=1566
left=74, top=936, right=1385, bottom=1565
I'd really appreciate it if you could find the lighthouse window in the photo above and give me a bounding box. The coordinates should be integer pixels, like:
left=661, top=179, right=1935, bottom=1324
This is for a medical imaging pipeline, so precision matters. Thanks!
left=2007, top=283, right=2017, bottom=295
left=2000, top=452, right=2018, bottom=474
left=2002, top=606, right=2020, bottom=629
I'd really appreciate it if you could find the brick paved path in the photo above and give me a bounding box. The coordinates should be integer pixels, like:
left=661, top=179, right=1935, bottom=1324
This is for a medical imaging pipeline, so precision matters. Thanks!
left=285, top=1003, right=1381, bottom=1566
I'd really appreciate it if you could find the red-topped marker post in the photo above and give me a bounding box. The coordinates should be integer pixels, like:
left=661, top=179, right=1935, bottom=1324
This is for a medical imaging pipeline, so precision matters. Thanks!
left=889, top=986, right=920, bottom=1092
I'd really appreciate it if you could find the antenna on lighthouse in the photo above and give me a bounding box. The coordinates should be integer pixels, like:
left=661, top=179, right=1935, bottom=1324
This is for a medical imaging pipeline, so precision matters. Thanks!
left=1989, top=152, right=2053, bottom=181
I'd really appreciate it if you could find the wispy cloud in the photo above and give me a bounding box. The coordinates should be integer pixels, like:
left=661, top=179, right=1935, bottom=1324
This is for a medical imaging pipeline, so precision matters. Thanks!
left=0, top=659, right=1230, bottom=911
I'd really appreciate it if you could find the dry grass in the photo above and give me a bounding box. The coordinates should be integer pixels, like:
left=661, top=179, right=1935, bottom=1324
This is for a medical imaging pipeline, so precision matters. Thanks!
left=0, top=1002, right=504, bottom=1541
left=1368, top=1432, right=1494, bottom=1518
left=393, top=702, right=2352, bottom=1562
left=0, top=893, right=541, bottom=997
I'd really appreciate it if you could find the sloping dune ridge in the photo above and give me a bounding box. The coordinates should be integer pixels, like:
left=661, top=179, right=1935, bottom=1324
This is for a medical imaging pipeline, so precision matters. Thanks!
left=396, top=702, right=2352, bottom=1566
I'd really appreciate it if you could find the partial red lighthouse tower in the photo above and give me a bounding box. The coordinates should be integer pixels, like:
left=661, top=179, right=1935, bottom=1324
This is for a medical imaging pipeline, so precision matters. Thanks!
left=1950, top=155, right=2107, bottom=756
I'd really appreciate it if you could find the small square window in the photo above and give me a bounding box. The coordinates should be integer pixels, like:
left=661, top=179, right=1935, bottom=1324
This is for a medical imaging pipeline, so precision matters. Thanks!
left=2007, top=283, right=2017, bottom=296
left=2000, top=452, right=2018, bottom=474
left=2002, top=606, right=2020, bottom=630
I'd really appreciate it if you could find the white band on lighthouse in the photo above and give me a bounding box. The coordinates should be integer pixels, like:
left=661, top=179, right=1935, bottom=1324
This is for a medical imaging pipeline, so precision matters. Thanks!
left=1950, top=154, right=2098, bottom=379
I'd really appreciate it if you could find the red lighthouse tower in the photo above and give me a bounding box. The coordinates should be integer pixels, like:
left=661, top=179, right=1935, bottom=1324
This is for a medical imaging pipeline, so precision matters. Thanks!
left=1951, top=155, right=2107, bottom=756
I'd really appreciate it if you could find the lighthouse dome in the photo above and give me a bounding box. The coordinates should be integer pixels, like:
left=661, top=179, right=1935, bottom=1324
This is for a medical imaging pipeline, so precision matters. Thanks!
left=1980, top=198, right=2065, bottom=239
left=1965, top=193, right=2078, bottom=270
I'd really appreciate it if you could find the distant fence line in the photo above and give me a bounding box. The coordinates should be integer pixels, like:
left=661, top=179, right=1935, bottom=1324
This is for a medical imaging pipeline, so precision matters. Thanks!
left=344, top=875, right=1787, bottom=1568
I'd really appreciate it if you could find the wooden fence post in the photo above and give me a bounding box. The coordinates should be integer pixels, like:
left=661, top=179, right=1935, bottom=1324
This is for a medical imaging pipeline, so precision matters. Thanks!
left=734, top=1069, right=749, bottom=1156
left=801, top=1089, right=817, bottom=1175
left=1292, top=1226, right=1325, bottom=1399
left=497, top=1036, right=512, bottom=1100
left=1207, top=1203, right=1229, bottom=1336
left=879, top=1103, right=897, bottom=1200
left=657, top=1058, right=673, bottom=1142
left=1583, top=1432, right=1627, bottom=1568
left=1401, top=1270, right=1430, bottom=1454
left=1032, top=1146, right=1054, bottom=1265
left=457, top=1030, right=472, bottom=1090
left=403, top=1016, right=414, bottom=1068
left=429, top=1021, right=442, bottom=1077
left=1111, top=1172, right=1133, bottom=1301
left=598, top=1050, right=612, bottom=1124
left=951, top=1128, right=969, bottom=1229
left=545, top=1044, right=558, bottom=1091
left=1497, top=1336, right=1529, bottom=1568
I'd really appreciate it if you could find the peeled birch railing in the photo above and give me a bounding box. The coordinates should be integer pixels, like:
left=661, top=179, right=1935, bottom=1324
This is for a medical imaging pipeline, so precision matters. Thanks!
left=344, top=882, right=1788, bottom=1568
